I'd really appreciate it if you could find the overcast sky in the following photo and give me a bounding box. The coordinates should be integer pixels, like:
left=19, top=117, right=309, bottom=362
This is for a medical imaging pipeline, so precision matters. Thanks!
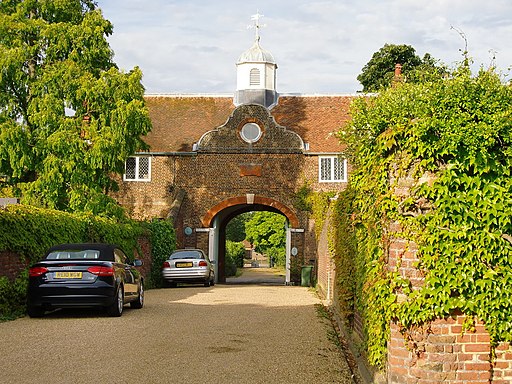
left=98, top=0, right=512, bottom=95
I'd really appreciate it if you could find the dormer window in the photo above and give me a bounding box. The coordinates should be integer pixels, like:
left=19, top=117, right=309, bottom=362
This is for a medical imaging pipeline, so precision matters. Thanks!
left=250, top=68, right=260, bottom=85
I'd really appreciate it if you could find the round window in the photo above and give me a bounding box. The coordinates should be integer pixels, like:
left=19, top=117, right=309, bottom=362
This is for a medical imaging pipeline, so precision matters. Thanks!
left=240, top=123, right=262, bottom=143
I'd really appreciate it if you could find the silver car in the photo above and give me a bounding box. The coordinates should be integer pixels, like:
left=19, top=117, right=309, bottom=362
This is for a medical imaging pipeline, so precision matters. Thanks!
left=162, top=249, right=215, bottom=287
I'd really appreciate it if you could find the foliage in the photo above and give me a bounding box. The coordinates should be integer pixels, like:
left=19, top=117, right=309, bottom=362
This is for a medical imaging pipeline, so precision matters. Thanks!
left=357, top=43, right=446, bottom=92
left=0, top=270, right=28, bottom=320
left=224, top=253, right=237, bottom=277
left=293, top=182, right=313, bottom=212
left=0, top=1, right=151, bottom=218
left=147, top=219, right=176, bottom=288
left=331, top=188, right=357, bottom=325
left=245, top=211, right=286, bottom=266
left=266, top=246, right=286, bottom=267
left=0, top=204, right=144, bottom=264
left=310, top=192, right=334, bottom=239
left=337, top=65, right=512, bottom=367
left=225, top=240, right=245, bottom=276
left=226, top=213, right=251, bottom=242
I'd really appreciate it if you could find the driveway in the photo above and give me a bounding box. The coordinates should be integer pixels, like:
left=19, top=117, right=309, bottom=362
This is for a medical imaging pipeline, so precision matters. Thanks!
left=0, top=268, right=358, bottom=383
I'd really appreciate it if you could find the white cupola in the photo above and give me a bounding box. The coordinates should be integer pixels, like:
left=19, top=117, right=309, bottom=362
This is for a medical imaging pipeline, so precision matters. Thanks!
left=234, top=12, right=278, bottom=109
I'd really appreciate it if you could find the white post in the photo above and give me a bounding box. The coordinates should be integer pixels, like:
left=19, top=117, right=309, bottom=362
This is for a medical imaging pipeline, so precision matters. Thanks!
left=285, top=227, right=291, bottom=284
left=209, top=227, right=217, bottom=282
left=196, top=227, right=218, bottom=283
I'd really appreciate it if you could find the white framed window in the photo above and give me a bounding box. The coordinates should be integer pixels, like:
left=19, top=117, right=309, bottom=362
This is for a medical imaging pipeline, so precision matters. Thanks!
left=124, top=156, right=151, bottom=182
left=319, top=156, right=346, bottom=182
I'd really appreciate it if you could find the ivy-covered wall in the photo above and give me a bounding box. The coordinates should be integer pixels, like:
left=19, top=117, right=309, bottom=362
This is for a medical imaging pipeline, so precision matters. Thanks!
left=323, top=66, right=512, bottom=382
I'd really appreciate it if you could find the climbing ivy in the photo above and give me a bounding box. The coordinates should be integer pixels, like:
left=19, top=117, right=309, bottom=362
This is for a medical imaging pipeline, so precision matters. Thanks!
left=334, top=65, right=512, bottom=368
left=331, top=188, right=357, bottom=326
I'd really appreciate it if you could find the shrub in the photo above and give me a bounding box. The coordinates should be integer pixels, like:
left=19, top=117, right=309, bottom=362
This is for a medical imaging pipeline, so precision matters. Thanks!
left=147, top=219, right=176, bottom=288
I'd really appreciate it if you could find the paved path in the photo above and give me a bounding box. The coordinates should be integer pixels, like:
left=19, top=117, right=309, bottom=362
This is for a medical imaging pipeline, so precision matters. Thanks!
left=226, top=265, right=286, bottom=285
left=0, top=268, right=358, bottom=384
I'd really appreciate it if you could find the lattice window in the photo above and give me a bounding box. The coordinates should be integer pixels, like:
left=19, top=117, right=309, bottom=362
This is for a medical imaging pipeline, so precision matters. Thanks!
left=319, top=156, right=346, bottom=182
left=124, top=157, right=136, bottom=180
left=124, top=157, right=151, bottom=181
left=138, top=157, right=150, bottom=179
left=250, top=68, right=260, bottom=85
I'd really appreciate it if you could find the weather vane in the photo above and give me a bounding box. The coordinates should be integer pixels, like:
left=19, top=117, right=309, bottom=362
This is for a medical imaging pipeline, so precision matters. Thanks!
left=248, top=10, right=266, bottom=42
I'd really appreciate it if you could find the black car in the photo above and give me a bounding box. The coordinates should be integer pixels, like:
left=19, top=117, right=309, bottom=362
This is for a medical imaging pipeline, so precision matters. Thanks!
left=27, top=243, right=144, bottom=317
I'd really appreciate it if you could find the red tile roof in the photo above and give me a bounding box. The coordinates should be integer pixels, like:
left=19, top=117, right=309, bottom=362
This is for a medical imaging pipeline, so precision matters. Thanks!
left=143, top=94, right=356, bottom=153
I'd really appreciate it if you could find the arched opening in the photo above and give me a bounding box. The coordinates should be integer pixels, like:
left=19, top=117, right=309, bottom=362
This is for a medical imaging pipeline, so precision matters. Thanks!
left=202, top=196, right=302, bottom=284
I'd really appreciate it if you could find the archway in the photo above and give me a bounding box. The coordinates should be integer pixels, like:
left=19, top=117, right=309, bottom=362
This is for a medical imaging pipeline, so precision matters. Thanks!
left=201, top=196, right=303, bottom=284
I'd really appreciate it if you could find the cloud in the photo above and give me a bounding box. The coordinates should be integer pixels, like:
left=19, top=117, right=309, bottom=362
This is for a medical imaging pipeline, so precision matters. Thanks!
left=99, top=0, right=512, bottom=94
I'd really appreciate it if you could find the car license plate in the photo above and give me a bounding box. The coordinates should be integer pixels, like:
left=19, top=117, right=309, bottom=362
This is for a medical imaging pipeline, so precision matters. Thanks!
left=55, top=272, right=83, bottom=279
left=176, top=262, right=193, bottom=268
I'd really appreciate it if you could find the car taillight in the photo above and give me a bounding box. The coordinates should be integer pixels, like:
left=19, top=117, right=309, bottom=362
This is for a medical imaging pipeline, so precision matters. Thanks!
left=162, top=261, right=170, bottom=268
left=87, top=266, right=114, bottom=276
left=29, top=267, right=48, bottom=277
left=198, top=261, right=208, bottom=267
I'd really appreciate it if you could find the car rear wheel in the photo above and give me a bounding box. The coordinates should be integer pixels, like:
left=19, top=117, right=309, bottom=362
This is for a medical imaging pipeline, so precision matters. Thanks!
left=27, top=305, right=45, bottom=318
left=130, top=282, right=144, bottom=309
left=107, top=286, right=124, bottom=317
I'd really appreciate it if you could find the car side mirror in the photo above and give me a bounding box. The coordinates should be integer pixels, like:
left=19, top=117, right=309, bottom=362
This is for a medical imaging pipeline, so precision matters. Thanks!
left=133, top=259, right=143, bottom=267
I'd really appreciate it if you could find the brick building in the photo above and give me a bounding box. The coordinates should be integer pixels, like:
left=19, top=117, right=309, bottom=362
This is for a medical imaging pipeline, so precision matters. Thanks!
left=112, top=26, right=354, bottom=284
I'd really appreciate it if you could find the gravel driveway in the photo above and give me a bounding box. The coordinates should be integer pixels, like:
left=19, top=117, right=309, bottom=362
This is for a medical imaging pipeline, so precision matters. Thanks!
left=0, top=268, right=358, bottom=383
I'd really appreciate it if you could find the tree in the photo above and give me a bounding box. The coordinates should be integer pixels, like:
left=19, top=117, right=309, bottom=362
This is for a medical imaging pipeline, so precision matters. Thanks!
left=245, top=212, right=286, bottom=265
left=357, top=43, right=445, bottom=92
left=225, top=212, right=252, bottom=242
left=0, top=1, right=151, bottom=218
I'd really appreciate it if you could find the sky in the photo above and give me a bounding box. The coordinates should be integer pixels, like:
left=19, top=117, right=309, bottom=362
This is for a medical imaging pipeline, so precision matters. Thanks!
left=98, top=0, right=512, bottom=95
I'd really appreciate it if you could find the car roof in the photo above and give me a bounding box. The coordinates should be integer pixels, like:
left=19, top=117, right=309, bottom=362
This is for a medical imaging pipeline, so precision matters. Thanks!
left=45, top=243, right=122, bottom=261
left=47, top=243, right=120, bottom=252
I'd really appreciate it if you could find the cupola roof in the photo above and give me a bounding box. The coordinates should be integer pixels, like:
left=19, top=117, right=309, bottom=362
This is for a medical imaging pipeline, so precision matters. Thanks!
left=237, top=38, right=275, bottom=64
left=237, top=11, right=275, bottom=65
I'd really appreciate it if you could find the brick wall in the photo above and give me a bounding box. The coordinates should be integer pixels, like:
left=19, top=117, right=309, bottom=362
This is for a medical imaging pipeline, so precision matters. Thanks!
left=113, top=156, right=175, bottom=220
left=135, top=236, right=152, bottom=280
left=494, top=343, right=512, bottom=383
left=386, top=207, right=510, bottom=383
left=388, top=316, right=505, bottom=383
left=0, top=251, right=28, bottom=280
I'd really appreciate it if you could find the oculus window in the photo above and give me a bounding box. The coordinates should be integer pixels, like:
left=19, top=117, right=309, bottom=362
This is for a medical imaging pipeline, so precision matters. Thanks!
left=124, top=157, right=151, bottom=182
left=319, top=156, right=346, bottom=182
left=240, top=122, right=262, bottom=143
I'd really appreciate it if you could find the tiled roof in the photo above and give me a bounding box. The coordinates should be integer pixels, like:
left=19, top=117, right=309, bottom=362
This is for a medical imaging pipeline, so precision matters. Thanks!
left=143, top=94, right=357, bottom=153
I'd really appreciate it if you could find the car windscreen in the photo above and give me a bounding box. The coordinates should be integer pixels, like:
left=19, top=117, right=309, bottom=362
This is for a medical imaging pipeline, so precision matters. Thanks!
left=170, top=251, right=203, bottom=260
left=46, top=250, right=101, bottom=260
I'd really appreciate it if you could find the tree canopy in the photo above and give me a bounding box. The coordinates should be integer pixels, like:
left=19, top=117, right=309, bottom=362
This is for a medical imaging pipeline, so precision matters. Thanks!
left=245, top=211, right=287, bottom=267
left=0, top=0, right=151, bottom=218
left=226, top=212, right=251, bottom=242
left=357, top=43, right=445, bottom=92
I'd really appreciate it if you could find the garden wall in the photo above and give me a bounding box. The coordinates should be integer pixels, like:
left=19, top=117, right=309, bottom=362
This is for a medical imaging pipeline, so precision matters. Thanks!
left=387, top=233, right=512, bottom=384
